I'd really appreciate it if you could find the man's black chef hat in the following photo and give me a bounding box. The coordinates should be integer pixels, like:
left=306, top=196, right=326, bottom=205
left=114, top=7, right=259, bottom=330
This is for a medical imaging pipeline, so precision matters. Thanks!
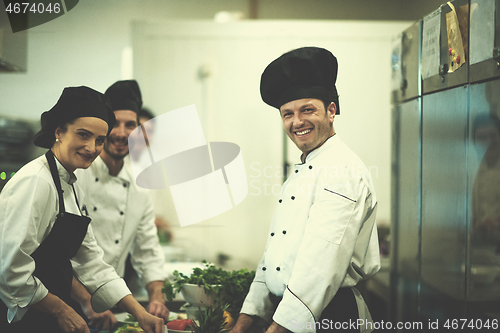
left=33, top=86, right=116, bottom=148
left=105, top=80, right=142, bottom=113
left=260, top=46, right=340, bottom=114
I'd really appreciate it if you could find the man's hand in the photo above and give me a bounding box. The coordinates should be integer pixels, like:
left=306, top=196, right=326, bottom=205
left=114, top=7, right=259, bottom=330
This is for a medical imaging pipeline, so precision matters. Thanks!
left=229, top=313, right=255, bottom=333
left=265, top=321, right=290, bottom=333
left=146, top=280, right=170, bottom=321
left=118, top=295, right=164, bottom=333
left=147, top=299, right=170, bottom=321
left=84, top=309, right=118, bottom=331
left=136, top=311, right=164, bottom=333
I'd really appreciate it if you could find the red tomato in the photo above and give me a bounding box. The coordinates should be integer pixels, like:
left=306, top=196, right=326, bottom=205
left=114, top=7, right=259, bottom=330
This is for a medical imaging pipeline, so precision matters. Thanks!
left=166, top=319, right=195, bottom=331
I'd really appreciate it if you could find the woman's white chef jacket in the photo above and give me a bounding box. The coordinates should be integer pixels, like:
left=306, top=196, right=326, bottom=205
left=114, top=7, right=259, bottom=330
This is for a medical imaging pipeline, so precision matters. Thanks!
left=240, top=135, right=380, bottom=333
left=75, top=156, right=167, bottom=287
left=0, top=155, right=131, bottom=323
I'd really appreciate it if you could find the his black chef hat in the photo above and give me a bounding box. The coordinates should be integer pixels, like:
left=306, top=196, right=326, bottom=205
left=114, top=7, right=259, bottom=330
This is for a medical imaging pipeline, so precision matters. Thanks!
left=105, top=80, right=142, bottom=113
left=260, top=46, right=340, bottom=114
left=33, top=86, right=116, bottom=148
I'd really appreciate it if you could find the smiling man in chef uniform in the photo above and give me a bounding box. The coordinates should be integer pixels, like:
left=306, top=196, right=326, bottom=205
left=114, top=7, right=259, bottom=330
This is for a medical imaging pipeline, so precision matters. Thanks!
left=73, top=80, right=169, bottom=330
left=231, top=47, right=381, bottom=333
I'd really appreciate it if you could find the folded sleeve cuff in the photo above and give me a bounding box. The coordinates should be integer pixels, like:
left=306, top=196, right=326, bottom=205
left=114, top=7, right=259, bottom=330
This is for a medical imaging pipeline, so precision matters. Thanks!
left=240, top=281, right=274, bottom=322
left=90, top=278, right=131, bottom=313
left=139, top=264, right=168, bottom=287
left=6, top=276, right=48, bottom=323
left=273, top=288, right=316, bottom=333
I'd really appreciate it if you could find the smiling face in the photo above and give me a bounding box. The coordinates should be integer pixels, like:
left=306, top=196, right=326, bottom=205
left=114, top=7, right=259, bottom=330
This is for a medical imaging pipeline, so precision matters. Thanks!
left=280, top=98, right=336, bottom=162
left=53, top=117, right=108, bottom=173
left=103, top=110, right=138, bottom=161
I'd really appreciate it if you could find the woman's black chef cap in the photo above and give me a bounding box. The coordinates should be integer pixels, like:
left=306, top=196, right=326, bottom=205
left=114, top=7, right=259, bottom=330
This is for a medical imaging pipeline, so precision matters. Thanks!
left=260, top=46, right=340, bottom=114
left=33, top=86, right=116, bottom=148
left=104, top=80, right=142, bottom=113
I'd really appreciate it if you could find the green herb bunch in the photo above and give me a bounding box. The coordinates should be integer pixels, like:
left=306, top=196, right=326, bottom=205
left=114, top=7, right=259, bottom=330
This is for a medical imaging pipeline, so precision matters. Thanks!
left=163, top=261, right=255, bottom=318
left=190, top=303, right=230, bottom=333
left=220, top=267, right=255, bottom=317
left=163, top=261, right=225, bottom=302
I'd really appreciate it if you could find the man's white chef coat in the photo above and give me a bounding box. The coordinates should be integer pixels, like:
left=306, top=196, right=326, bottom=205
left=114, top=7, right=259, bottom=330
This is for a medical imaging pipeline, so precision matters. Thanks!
left=75, top=156, right=167, bottom=287
left=240, top=135, right=380, bottom=333
left=0, top=155, right=131, bottom=323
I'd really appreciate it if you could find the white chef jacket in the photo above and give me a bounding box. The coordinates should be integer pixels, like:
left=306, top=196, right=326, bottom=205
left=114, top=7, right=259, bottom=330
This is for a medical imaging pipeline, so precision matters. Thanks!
left=75, top=156, right=167, bottom=287
left=240, top=135, right=380, bottom=333
left=0, top=155, right=131, bottom=323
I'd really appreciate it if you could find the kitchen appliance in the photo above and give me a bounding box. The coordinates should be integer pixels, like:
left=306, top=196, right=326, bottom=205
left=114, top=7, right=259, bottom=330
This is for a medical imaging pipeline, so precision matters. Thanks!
left=0, top=1, right=27, bottom=72
left=0, top=116, right=38, bottom=192
left=391, top=0, right=500, bottom=327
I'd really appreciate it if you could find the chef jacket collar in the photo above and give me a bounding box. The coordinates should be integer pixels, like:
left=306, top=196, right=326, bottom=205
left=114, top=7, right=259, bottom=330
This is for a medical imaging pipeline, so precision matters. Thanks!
left=93, top=155, right=131, bottom=184
left=297, top=134, right=338, bottom=165
left=52, top=155, right=78, bottom=185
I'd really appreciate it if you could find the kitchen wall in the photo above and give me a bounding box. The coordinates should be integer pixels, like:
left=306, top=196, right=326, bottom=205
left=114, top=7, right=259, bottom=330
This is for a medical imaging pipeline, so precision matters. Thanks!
left=0, top=0, right=444, bottom=120
left=0, top=0, right=429, bottom=269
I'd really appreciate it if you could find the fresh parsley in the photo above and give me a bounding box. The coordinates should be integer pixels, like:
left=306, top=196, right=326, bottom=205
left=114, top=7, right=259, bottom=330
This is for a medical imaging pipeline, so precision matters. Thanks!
left=163, top=261, right=255, bottom=317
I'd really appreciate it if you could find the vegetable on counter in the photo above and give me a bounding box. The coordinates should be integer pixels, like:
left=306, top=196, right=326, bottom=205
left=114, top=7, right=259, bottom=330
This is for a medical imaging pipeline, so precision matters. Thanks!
left=190, top=303, right=230, bottom=333
left=166, top=319, right=195, bottom=331
left=113, top=322, right=144, bottom=333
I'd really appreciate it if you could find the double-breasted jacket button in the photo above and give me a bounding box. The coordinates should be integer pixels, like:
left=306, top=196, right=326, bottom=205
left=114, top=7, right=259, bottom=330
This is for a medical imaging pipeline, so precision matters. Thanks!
left=120, top=211, right=124, bottom=215
left=282, top=230, right=287, bottom=235
left=123, top=183, right=127, bottom=187
left=93, top=207, right=97, bottom=211
left=295, top=169, right=298, bottom=173
left=291, top=196, right=295, bottom=200
left=271, top=232, right=275, bottom=236
left=115, top=240, right=119, bottom=244
left=276, top=267, right=281, bottom=271
left=309, top=165, right=313, bottom=169
left=262, top=267, right=267, bottom=271
left=279, top=199, right=282, bottom=203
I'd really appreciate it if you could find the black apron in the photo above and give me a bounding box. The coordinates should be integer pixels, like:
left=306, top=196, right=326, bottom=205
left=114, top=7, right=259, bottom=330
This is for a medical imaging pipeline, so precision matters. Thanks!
left=0, top=150, right=91, bottom=333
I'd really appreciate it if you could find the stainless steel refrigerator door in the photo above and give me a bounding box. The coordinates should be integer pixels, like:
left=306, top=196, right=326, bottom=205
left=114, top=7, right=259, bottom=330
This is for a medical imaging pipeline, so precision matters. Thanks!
left=467, top=80, right=500, bottom=320
left=391, top=98, right=422, bottom=324
left=421, top=86, right=468, bottom=321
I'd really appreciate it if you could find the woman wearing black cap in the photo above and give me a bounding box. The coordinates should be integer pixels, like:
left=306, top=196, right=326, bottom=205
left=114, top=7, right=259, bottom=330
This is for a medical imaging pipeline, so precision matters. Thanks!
left=0, top=86, right=164, bottom=333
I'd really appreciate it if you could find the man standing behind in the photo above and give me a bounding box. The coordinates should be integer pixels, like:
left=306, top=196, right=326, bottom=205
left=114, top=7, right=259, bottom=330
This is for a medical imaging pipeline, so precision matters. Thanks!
left=230, top=47, right=380, bottom=333
left=74, top=80, right=169, bottom=329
